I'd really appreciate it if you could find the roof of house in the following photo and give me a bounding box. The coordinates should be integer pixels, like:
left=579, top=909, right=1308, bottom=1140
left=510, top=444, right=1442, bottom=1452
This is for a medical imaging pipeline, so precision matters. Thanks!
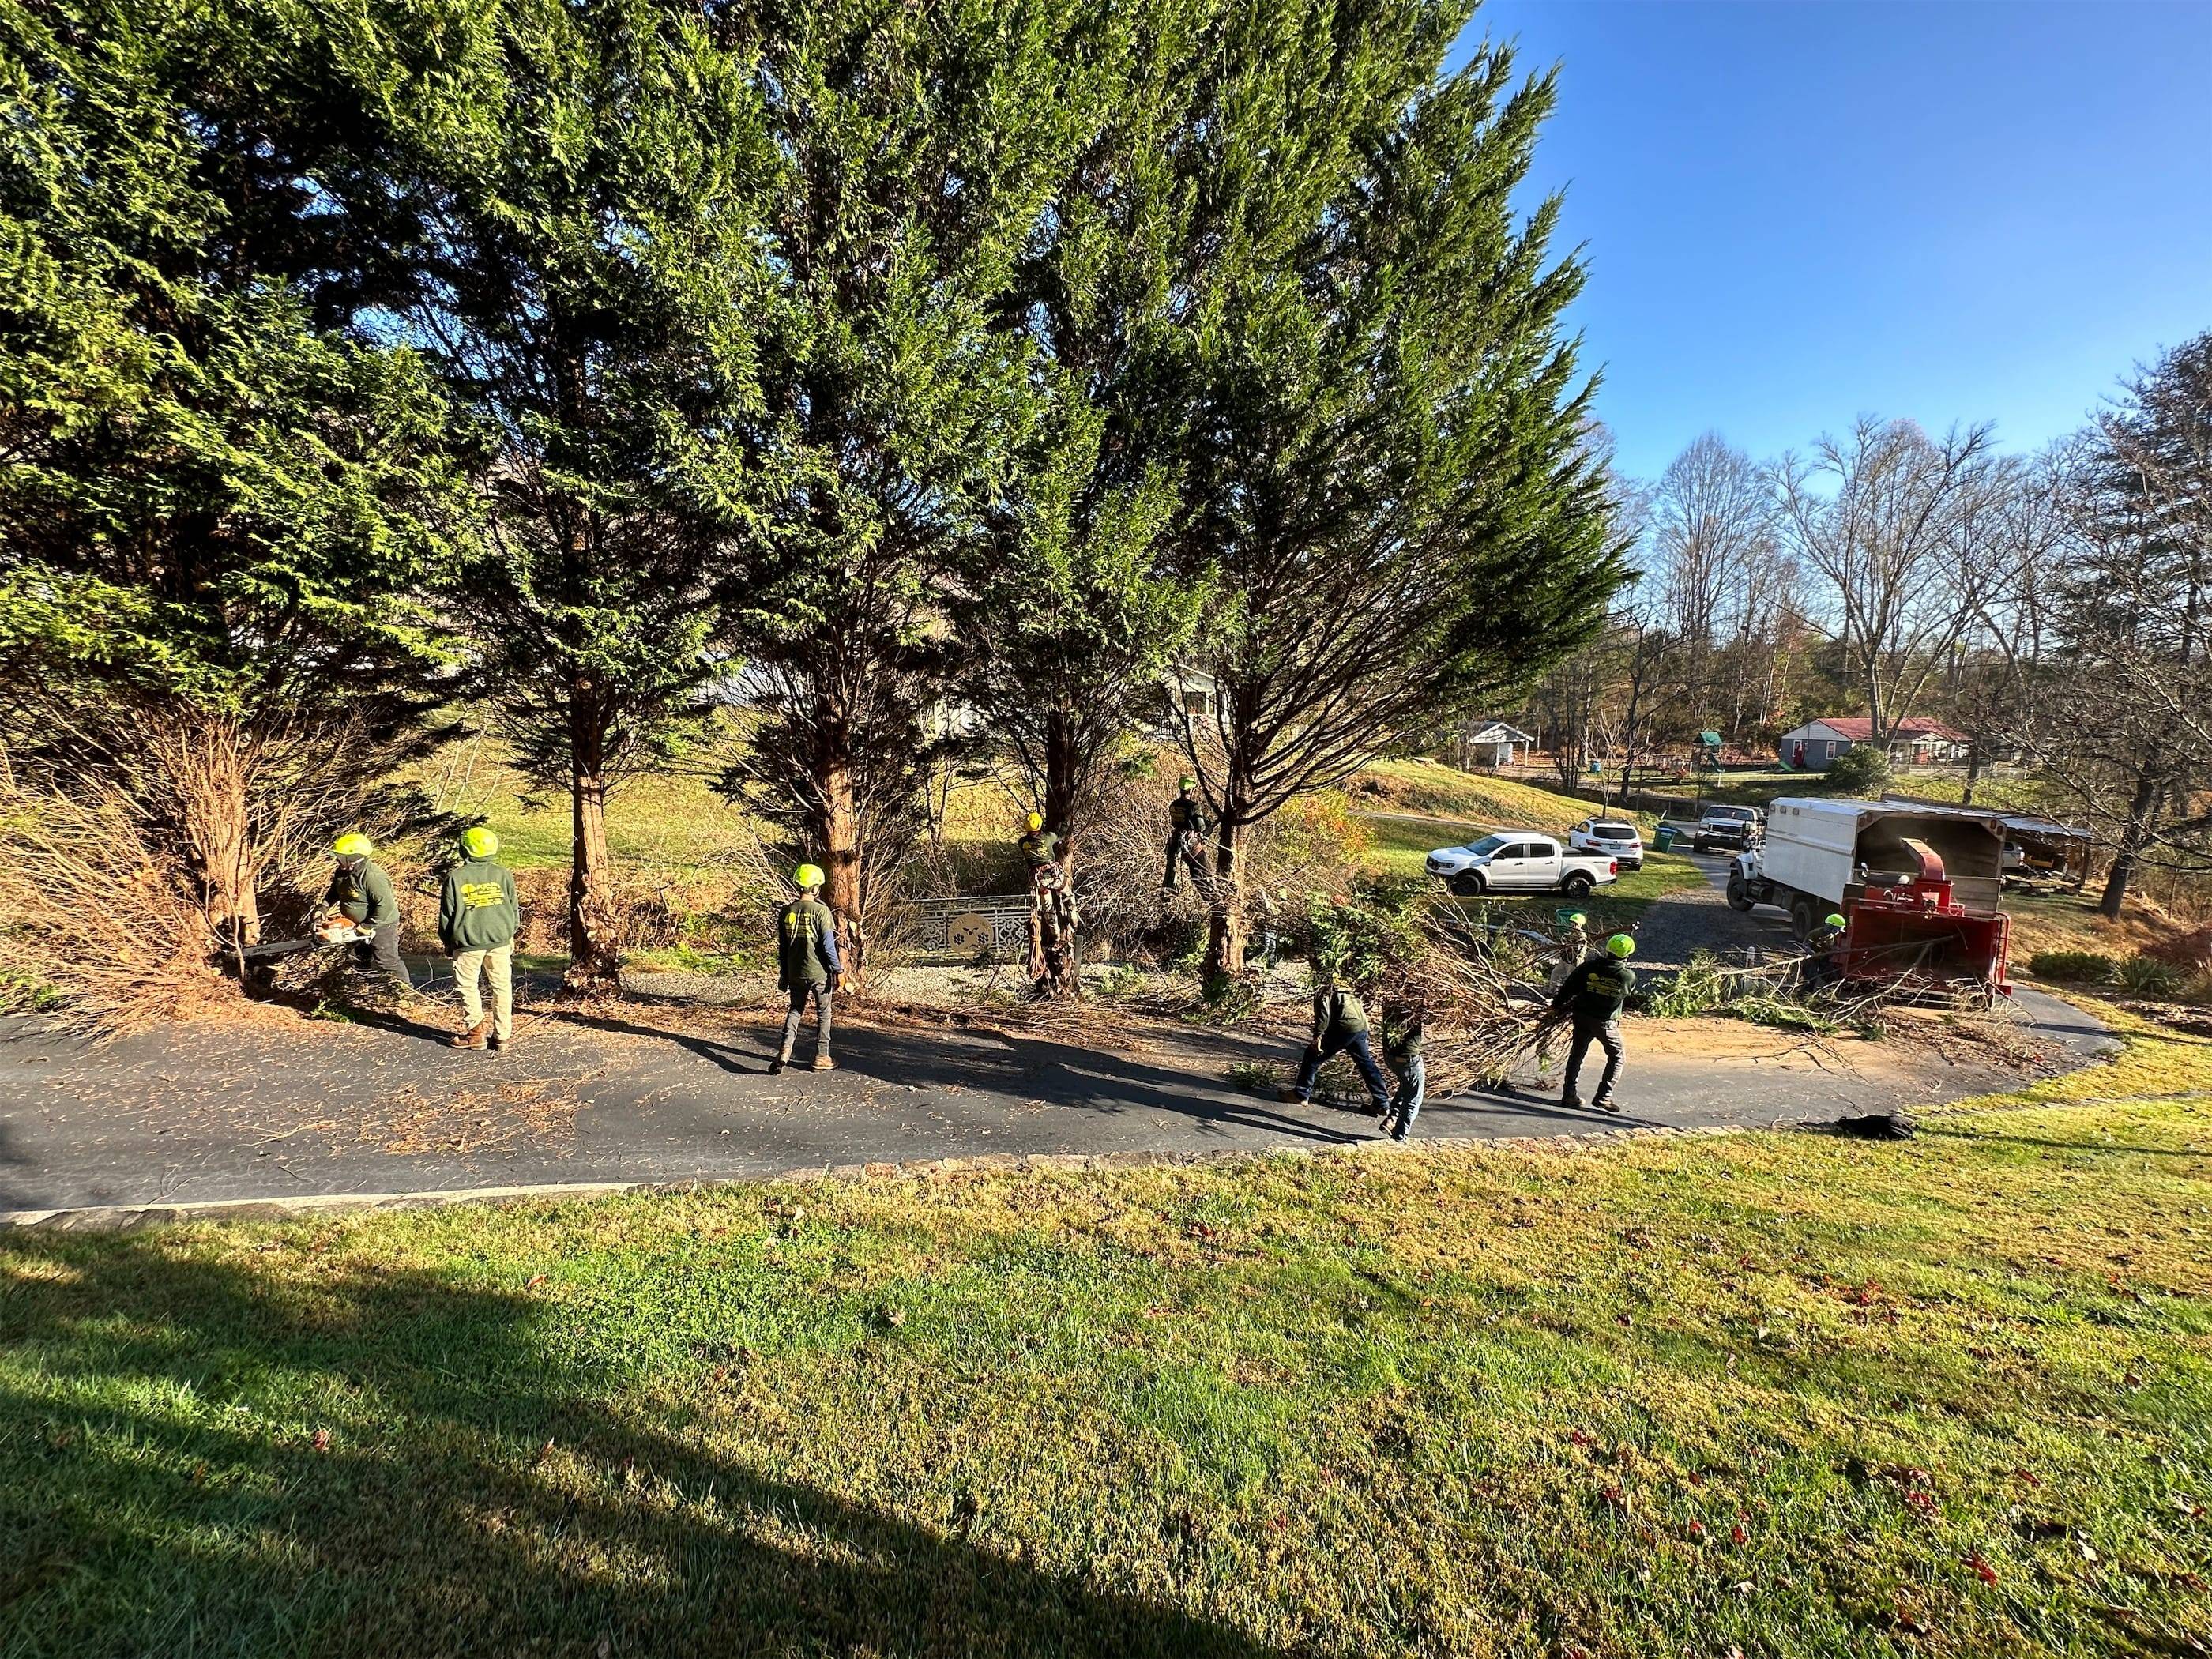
left=1785, top=717, right=1968, bottom=743
left=1465, top=721, right=1534, bottom=744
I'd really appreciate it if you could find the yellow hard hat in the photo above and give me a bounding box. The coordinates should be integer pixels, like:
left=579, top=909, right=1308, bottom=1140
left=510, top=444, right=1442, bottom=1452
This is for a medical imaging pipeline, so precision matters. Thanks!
left=1607, top=934, right=1635, bottom=958
left=461, top=826, right=499, bottom=859
left=333, top=833, right=374, bottom=859
left=793, top=863, right=826, bottom=890
left=1025, top=812, right=1044, bottom=832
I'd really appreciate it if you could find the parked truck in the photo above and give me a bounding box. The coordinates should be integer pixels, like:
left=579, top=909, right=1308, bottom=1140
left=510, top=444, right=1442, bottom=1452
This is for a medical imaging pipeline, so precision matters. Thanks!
left=1726, top=797, right=2011, bottom=999
left=1425, top=831, right=1620, bottom=897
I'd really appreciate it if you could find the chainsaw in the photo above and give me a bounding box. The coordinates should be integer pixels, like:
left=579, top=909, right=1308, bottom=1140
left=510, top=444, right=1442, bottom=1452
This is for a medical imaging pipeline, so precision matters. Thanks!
left=231, top=917, right=378, bottom=962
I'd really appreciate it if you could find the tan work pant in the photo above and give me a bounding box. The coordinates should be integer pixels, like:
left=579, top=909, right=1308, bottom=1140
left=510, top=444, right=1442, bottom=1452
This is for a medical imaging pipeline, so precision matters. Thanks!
left=452, top=942, right=514, bottom=1040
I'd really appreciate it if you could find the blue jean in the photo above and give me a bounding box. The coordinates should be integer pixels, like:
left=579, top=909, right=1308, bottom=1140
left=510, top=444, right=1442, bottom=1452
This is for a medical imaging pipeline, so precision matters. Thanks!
left=1293, top=1031, right=1392, bottom=1111
left=1390, top=1053, right=1426, bottom=1131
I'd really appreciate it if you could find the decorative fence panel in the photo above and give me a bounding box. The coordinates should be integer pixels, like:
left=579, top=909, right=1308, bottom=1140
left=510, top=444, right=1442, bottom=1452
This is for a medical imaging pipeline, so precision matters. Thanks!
left=906, top=894, right=1033, bottom=961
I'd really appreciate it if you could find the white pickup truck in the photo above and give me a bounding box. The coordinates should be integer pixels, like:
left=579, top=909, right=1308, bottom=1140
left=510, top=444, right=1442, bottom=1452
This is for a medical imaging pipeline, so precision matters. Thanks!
left=1425, top=832, right=1620, bottom=897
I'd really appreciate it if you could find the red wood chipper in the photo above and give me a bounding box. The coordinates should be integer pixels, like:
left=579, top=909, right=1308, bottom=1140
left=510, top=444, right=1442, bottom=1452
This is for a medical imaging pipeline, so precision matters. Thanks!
left=1835, top=837, right=2011, bottom=1005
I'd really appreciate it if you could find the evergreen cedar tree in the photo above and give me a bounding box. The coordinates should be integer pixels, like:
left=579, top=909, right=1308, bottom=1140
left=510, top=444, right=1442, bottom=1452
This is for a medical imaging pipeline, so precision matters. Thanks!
left=1161, top=10, right=1628, bottom=976
left=2, top=0, right=1622, bottom=992
left=307, top=0, right=780, bottom=989
left=0, top=0, right=473, bottom=946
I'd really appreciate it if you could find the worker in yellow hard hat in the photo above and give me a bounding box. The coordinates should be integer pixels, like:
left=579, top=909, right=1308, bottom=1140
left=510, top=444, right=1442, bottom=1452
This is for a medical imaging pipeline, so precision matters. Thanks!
left=1551, top=933, right=1636, bottom=1113
left=771, top=862, right=841, bottom=1074
left=322, top=833, right=412, bottom=992
left=438, top=826, right=521, bottom=1051
left=1017, top=811, right=1060, bottom=877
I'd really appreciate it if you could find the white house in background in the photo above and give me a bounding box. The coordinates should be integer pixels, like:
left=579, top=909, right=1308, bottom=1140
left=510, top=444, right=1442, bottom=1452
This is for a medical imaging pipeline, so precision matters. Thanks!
left=1456, top=720, right=1535, bottom=770
left=1777, top=716, right=1970, bottom=771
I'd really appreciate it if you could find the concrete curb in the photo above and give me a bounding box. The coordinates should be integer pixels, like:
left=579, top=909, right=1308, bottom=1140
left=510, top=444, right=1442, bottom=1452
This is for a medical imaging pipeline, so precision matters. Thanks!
left=0, top=1119, right=1768, bottom=1233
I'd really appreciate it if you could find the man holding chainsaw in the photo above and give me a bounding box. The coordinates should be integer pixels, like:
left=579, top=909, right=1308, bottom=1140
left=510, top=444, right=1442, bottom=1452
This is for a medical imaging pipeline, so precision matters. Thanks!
left=322, top=833, right=412, bottom=993
left=439, top=826, right=521, bottom=1051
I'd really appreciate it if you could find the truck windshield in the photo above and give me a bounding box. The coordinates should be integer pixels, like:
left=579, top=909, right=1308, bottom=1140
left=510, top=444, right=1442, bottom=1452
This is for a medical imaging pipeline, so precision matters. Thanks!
left=1463, top=835, right=1507, bottom=856
left=1708, top=808, right=1754, bottom=822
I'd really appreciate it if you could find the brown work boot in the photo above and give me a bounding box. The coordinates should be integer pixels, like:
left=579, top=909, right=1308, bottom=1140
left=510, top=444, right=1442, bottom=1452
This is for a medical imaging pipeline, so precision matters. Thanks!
left=449, top=1018, right=490, bottom=1051
left=768, top=1046, right=793, bottom=1075
left=488, top=1033, right=512, bottom=1054
left=810, top=1051, right=837, bottom=1071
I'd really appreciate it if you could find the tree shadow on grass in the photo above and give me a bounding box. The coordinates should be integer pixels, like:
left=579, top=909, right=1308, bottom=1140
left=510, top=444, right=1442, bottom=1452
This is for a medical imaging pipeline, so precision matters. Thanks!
left=0, top=1234, right=1292, bottom=1659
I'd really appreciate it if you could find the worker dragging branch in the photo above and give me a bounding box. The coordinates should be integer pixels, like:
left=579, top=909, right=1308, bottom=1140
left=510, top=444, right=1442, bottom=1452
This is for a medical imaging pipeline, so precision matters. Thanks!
left=772, top=863, right=841, bottom=1074
left=1279, top=972, right=1394, bottom=1123
left=1554, top=933, right=1636, bottom=1113
left=1163, top=776, right=1209, bottom=890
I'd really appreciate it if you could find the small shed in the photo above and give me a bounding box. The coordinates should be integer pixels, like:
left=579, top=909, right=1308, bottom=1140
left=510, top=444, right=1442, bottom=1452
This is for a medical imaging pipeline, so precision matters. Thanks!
left=1456, top=720, right=1534, bottom=771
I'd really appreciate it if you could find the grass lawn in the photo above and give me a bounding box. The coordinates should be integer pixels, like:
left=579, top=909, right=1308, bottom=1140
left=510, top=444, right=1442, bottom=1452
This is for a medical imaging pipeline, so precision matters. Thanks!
left=6, top=1014, right=2205, bottom=1656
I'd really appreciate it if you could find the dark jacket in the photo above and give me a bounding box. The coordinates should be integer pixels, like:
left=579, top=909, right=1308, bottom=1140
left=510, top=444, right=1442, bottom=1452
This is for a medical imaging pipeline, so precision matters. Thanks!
left=438, top=858, right=520, bottom=953
left=1311, top=985, right=1370, bottom=1047
left=777, top=897, right=842, bottom=989
left=1168, top=795, right=1207, bottom=836
left=325, top=859, right=399, bottom=929
left=1556, top=957, right=1636, bottom=1025
left=1382, top=1014, right=1424, bottom=1065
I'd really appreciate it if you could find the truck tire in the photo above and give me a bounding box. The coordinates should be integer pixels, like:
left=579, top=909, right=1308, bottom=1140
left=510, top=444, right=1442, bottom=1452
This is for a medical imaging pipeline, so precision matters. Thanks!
left=1450, top=873, right=1485, bottom=897
left=1562, top=872, right=1594, bottom=897
left=1789, top=895, right=1816, bottom=942
left=1726, top=875, right=1752, bottom=912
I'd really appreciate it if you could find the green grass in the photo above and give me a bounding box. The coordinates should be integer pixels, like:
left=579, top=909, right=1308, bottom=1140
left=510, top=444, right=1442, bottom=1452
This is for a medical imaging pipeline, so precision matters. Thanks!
left=472, top=769, right=759, bottom=873
left=6, top=1019, right=2205, bottom=1656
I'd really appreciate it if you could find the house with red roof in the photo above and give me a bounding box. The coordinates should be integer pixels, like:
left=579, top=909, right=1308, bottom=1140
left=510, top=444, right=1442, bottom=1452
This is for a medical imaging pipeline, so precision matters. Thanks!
left=1776, top=716, right=1969, bottom=771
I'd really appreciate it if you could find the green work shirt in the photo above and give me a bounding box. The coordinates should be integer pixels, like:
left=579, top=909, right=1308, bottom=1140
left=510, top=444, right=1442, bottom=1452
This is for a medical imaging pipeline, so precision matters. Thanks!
left=1169, top=796, right=1207, bottom=836
left=438, top=858, right=520, bottom=953
left=777, top=897, right=841, bottom=988
left=1556, top=957, right=1637, bottom=1025
left=324, top=859, right=399, bottom=928
left=1311, top=986, right=1370, bottom=1046
left=1018, top=830, right=1060, bottom=867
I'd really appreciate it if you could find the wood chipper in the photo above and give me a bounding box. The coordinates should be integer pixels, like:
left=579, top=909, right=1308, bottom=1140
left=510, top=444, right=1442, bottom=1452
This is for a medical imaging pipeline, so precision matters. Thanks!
left=1726, top=798, right=2012, bottom=1003
left=1834, top=837, right=2011, bottom=1003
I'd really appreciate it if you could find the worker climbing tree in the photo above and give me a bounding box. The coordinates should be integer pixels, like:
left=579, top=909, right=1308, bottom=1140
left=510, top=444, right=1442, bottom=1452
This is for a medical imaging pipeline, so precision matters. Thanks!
left=1018, top=812, right=1078, bottom=994
left=1162, top=777, right=1211, bottom=890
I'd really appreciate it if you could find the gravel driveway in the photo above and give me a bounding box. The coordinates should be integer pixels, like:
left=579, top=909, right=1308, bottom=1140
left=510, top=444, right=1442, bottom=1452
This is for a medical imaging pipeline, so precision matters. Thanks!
left=1627, top=851, right=1798, bottom=969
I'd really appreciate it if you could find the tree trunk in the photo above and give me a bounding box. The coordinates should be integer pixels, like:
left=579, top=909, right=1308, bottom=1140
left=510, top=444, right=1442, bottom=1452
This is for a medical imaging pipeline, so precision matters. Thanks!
left=2097, top=773, right=2163, bottom=920
left=566, top=701, right=624, bottom=991
left=1035, top=715, right=1082, bottom=998
left=1201, top=820, right=1246, bottom=980
left=819, top=745, right=865, bottom=992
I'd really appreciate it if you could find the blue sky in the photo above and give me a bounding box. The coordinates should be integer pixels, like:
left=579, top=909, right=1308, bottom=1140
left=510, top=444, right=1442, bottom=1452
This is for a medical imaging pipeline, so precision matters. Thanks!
left=1460, top=0, right=2212, bottom=481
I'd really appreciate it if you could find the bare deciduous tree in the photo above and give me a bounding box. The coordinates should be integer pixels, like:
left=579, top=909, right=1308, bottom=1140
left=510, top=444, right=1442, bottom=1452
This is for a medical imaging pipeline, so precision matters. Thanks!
left=1773, top=417, right=2009, bottom=742
left=2005, top=337, right=2212, bottom=915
